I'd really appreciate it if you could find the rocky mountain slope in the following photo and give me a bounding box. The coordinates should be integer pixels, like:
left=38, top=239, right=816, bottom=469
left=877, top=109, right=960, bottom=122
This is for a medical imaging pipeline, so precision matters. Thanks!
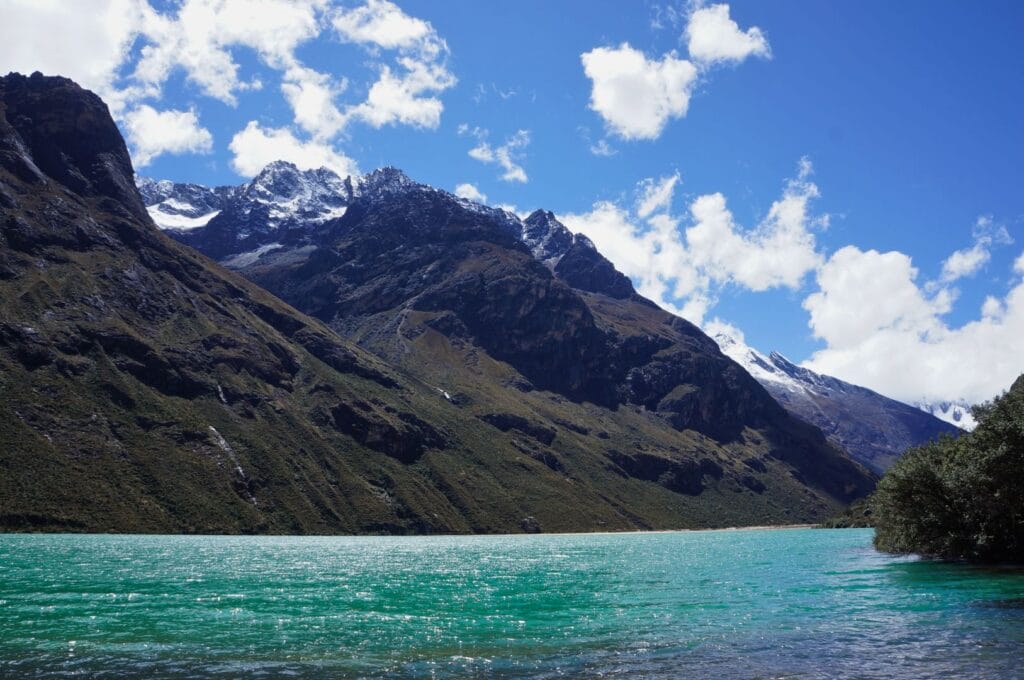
left=714, top=332, right=961, bottom=473
left=0, top=73, right=876, bottom=533
left=147, top=153, right=876, bottom=523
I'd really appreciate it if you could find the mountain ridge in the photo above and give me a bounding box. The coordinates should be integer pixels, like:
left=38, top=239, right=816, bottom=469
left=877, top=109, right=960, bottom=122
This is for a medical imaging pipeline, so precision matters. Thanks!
left=714, top=329, right=962, bottom=472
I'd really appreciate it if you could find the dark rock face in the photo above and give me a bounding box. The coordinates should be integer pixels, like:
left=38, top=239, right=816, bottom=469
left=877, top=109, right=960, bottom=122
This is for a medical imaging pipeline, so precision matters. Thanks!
left=477, top=413, right=557, bottom=445
left=554, top=235, right=636, bottom=299
left=608, top=449, right=723, bottom=496
left=0, top=72, right=147, bottom=223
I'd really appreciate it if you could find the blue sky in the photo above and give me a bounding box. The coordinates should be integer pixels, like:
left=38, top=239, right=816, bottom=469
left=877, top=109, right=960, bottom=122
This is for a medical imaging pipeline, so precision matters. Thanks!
left=3, top=0, right=1023, bottom=405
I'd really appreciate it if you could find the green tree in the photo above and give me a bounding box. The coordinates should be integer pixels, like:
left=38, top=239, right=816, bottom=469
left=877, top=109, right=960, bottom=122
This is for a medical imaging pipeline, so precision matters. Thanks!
left=873, top=375, right=1024, bottom=562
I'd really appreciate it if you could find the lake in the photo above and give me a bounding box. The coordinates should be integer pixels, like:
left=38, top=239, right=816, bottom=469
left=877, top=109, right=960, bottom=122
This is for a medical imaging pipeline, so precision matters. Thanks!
left=2, top=528, right=1023, bottom=677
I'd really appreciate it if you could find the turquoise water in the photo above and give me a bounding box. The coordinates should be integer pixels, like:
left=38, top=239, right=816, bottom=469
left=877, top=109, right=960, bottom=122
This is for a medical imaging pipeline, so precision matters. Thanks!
left=2, top=529, right=1024, bottom=678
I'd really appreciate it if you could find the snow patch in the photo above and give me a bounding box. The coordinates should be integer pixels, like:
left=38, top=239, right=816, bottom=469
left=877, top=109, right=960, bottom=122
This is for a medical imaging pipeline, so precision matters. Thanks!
left=148, top=207, right=220, bottom=231
left=915, top=401, right=977, bottom=431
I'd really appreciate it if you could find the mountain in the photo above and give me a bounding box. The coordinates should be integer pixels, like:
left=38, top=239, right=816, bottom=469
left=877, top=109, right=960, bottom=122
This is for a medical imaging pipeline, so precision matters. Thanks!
left=142, top=155, right=876, bottom=525
left=714, top=331, right=961, bottom=473
left=914, top=400, right=977, bottom=431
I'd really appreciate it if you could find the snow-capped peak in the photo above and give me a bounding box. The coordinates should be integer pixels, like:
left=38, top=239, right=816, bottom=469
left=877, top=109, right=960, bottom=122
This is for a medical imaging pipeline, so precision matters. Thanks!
left=135, top=174, right=235, bottom=231
left=243, top=162, right=348, bottom=219
left=914, top=400, right=978, bottom=430
left=713, top=328, right=809, bottom=394
left=712, top=324, right=978, bottom=432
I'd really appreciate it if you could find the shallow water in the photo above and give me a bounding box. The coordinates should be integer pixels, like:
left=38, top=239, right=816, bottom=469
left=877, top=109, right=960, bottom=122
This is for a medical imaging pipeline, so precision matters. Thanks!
left=1, top=529, right=1023, bottom=678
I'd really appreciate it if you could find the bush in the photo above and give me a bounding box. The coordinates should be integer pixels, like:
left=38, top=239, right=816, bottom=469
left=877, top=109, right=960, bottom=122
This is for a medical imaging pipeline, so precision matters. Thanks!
left=873, top=375, right=1024, bottom=562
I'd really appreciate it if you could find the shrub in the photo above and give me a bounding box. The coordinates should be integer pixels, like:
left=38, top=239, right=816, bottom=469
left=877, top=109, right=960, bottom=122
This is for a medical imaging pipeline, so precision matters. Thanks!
left=873, top=376, right=1024, bottom=562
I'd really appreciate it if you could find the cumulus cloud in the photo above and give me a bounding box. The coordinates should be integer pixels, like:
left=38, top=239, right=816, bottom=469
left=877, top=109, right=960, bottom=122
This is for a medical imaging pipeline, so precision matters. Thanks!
left=1015, top=252, right=1024, bottom=275
left=580, top=3, right=768, bottom=141
left=345, top=59, right=455, bottom=129
left=580, top=44, right=697, bottom=141
left=686, top=163, right=824, bottom=292
left=333, top=0, right=455, bottom=130
left=132, top=0, right=325, bottom=106
left=559, top=160, right=824, bottom=325
left=332, top=0, right=431, bottom=50
left=280, top=66, right=348, bottom=139
left=454, top=183, right=487, bottom=203
left=0, top=0, right=152, bottom=115
left=123, top=105, right=213, bottom=167
left=803, top=248, right=1024, bottom=405
left=686, top=3, right=770, bottom=65
left=0, top=0, right=456, bottom=169
left=229, top=121, right=358, bottom=177
left=466, top=129, right=531, bottom=183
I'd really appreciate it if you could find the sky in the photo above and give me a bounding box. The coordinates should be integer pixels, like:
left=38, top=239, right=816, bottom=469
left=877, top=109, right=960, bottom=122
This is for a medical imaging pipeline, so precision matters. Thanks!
left=2, top=0, right=1023, bottom=407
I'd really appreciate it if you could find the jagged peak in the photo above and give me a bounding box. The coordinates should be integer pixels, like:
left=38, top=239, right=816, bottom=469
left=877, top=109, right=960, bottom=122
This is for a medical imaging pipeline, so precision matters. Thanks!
left=521, top=209, right=574, bottom=262
left=354, top=166, right=418, bottom=197
left=524, top=209, right=558, bottom=225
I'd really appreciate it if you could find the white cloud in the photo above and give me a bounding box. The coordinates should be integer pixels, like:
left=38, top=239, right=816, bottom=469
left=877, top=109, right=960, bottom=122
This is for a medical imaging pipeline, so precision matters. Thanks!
left=937, top=215, right=1011, bottom=284
left=467, top=129, right=531, bottom=183
left=123, top=105, right=213, bottom=166
left=559, top=160, right=824, bottom=326
left=229, top=121, right=358, bottom=178
left=0, top=0, right=152, bottom=115
left=686, top=3, right=770, bottom=66
left=1015, top=252, right=1024, bottom=275
left=686, top=165, right=823, bottom=292
left=332, top=0, right=431, bottom=51
left=346, top=59, right=455, bottom=129
left=580, top=4, right=768, bottom=141
left=803, top=247, right=947, bottom=349
left=803, top=249, right=1024, bottom=405
left=590, top=139, right=617, bottom=157
left=132, top=0, right=325, bottom=106
left=454, top=183, right=487, bottom=203
left=280, top=66, right=348, bottom=139
left=1, top=0, right=458, bottom=171
left=636, top=172, right=680, bottom=218
left=580, top=43, right=697, bottom=141
left=333, top=0, right=455, bottom=131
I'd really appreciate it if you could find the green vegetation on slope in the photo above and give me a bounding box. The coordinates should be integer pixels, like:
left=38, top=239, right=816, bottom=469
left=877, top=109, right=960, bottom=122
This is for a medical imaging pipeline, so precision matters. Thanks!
left=873, top=375, right=1024, bottom=561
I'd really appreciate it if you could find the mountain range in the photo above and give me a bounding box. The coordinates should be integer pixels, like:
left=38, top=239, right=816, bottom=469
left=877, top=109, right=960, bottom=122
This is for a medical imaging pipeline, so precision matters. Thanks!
left=0, top=72, right=952, bottom=534
left=137, top=154, right=961, bottom=476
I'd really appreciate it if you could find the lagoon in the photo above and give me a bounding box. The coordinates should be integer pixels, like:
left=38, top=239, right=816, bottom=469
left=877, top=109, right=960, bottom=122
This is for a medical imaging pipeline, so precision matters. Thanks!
left=2, top=529, right=1023, bottom=677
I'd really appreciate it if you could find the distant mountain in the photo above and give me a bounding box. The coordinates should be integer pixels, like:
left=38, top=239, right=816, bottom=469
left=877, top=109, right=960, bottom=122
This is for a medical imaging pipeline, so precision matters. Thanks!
left=914, top=400, right=977, bottom=431
left=714, top=331, right=962, bottom=473
left=139, top=158, right=877, bottom=527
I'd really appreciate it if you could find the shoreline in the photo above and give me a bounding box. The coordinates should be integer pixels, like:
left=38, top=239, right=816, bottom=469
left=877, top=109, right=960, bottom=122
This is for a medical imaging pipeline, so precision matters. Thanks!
left=0, top=523, right=828, bottom=538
